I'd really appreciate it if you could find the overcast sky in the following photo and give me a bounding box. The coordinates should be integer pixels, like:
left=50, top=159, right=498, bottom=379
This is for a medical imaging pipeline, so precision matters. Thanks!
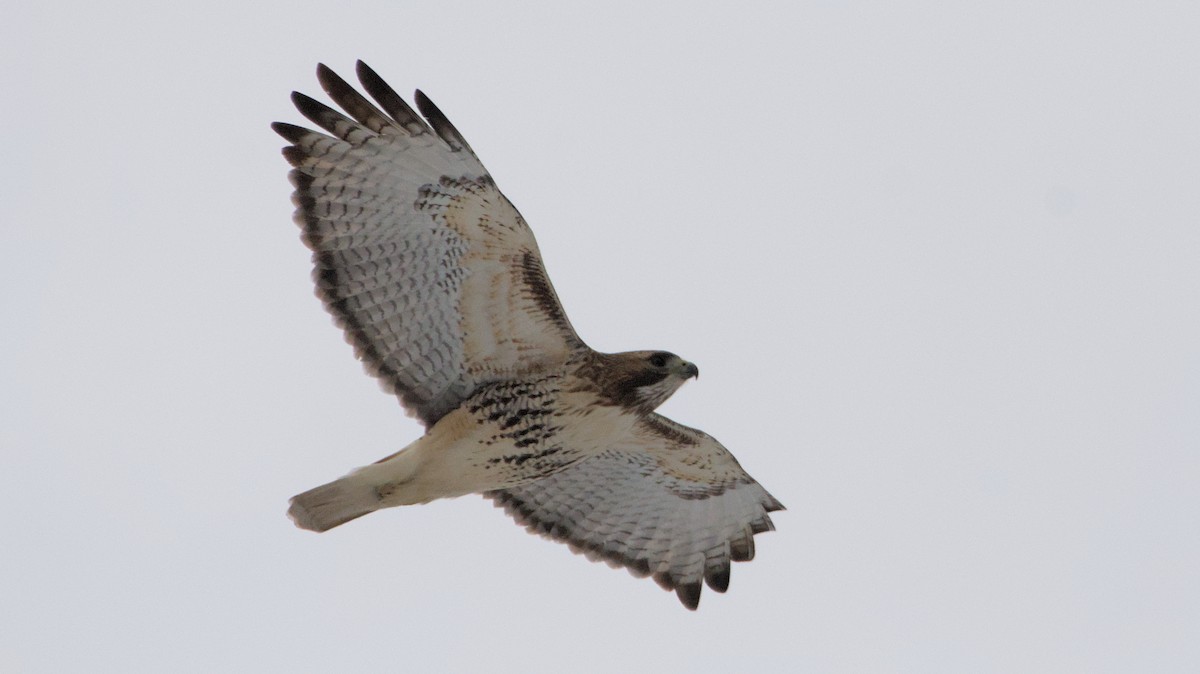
left=4, top=2, right=1198, bottom=672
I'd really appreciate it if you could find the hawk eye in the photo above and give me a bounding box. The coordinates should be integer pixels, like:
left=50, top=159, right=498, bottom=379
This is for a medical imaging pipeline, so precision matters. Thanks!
left=649, top=354, right=668, bottom=368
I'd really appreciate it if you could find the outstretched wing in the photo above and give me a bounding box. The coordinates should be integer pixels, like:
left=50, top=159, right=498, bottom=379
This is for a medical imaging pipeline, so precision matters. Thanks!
left=274, top=62, right=585, bottom=426
left=487, top=414, right=784, bottom=610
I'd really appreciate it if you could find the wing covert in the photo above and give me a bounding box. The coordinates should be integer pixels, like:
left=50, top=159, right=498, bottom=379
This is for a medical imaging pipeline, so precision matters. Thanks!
left=487, top=414, right=784, bottom=609
left=274, top=62, right=585, bottom=426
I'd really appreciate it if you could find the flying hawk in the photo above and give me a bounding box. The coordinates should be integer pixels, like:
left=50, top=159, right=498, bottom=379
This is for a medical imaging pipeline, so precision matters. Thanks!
left=275, top=62, right=783, bottom=609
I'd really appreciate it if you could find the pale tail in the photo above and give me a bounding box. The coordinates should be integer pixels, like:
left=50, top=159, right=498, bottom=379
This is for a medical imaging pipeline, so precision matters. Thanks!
left=288, top=474, right=382, bottom=532
left=288, top=440, right=437, bottom=532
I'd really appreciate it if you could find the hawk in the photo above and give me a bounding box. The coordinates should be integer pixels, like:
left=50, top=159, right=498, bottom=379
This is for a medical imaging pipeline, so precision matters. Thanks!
left=275, top=62, right=783, bottom=609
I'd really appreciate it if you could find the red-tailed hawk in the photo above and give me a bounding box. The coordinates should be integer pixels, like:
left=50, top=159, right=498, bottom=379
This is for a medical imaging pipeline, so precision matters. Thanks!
left=275, top=62, right=783, bottom=609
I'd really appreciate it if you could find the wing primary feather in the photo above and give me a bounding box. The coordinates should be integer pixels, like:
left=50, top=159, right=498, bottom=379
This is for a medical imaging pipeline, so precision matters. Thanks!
left=675, top=582, right=702, bottom=611
left=315, top=63, right=399, bottom=134
left=750, top=513, right=776, bottom=535
left=414, top=89, right=477, bottom=157
left=704, top=562, right=731, bottom=593
left=280, top=146, right=306, bottom=168
left=271, top=121, right=318, bottom=144
left=290, top=91, right=370, bottom=142
left=652, top=571, right=675, bottom=592
left=729, top=529, right=756, bottom=562
left=355, top=60, right=431, bottom=136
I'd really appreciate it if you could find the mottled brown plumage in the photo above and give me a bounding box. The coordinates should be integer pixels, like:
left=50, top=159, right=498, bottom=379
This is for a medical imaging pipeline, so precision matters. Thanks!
left=277, top=62, right=782, bottom=609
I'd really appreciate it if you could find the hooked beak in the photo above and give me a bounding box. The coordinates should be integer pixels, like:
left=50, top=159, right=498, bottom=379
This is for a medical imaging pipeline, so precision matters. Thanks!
left=681, top=361, right=699, bottom=380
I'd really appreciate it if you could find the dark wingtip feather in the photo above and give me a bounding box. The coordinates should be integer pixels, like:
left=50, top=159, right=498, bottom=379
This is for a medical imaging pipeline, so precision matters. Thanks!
left=704, top=565, right=731, bottom=593
left=414, top=89, right=475, bottom=156
left=652, top=571, right=674, bottom=592
left=749, top=517, right=774, bottom=535
left=313, top=62, right=396, bottom=134
left=272, top=121, right=309, bottom=143
left=290, top=91, right=327, bottom=122
left=730, top=533, right=756, bottom=562
left=287, top=168, right=315, bottom=192
left=626, top=557, right=652, bottom=578
left=356, top=60, right=429, bottom=135
left=355, top=59, right=383, bottom=87
left=315, top=64, right=351, bottom=103
left=676, top=583, right=702, bottom=610
left=281, top=145, right=307, bottom=167
left=652, top=573, right=703, bottom=610
left=315, top=62, right=337, bottom=87
left=289, top=91, right=362, bottom=140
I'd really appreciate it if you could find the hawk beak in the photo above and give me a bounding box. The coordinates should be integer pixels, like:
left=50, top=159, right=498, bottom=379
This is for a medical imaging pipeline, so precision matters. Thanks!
left=682, top=362, right=699, bottom=380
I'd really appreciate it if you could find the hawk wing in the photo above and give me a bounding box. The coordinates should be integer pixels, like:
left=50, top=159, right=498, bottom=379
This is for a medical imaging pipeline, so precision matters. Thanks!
left=487, top=414, right=784, bottom=610
left=274, top=62, right=585, bottom=426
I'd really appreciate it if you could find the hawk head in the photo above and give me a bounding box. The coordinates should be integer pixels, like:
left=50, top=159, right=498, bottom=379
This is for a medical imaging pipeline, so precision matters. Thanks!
left=597, top=350, right=699, bottom=414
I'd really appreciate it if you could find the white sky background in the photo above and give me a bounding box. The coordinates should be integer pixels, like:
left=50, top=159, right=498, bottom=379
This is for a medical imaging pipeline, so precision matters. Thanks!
left=3, top=1, right=1198, bottom=671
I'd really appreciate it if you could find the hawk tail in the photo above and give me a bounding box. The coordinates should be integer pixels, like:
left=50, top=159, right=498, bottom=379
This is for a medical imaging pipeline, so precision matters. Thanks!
left=287, top=437, right=440, bottom=532
left=287, top=474, right=381, bottom=532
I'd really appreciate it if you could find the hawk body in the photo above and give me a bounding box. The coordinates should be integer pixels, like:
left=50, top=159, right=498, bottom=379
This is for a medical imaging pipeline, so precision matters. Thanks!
left=278, top=62, right=782, bottom=609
